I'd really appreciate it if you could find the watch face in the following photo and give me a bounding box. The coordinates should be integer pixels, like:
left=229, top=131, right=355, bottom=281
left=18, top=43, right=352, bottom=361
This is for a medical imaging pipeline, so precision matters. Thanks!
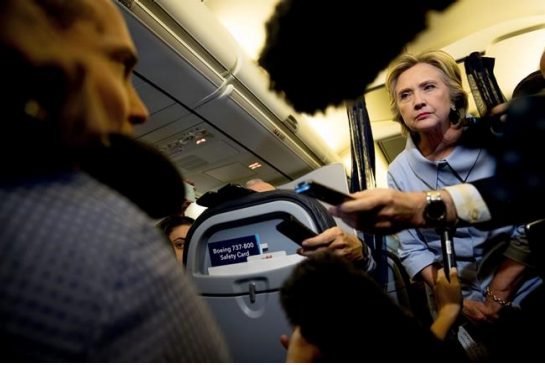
left=427, top=200, right=446, bottom=219
left=425, top=192, right=446, bottom=222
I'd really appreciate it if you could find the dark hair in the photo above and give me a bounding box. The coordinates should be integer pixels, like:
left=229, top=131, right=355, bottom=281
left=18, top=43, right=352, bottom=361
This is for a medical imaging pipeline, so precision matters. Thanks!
left=512, top=70, right=545, bottom=98
left=280, top=252, right=449, bottom=362
left=158, top=215, right=195, bottom=237
left=81, top=135, right=186, bottom=219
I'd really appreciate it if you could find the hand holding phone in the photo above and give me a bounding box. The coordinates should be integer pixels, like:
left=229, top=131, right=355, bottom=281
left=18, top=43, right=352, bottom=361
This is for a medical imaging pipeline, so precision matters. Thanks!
left=276, top=216, right=317, bottom=246
left=294, top=180, right=354, bottom=205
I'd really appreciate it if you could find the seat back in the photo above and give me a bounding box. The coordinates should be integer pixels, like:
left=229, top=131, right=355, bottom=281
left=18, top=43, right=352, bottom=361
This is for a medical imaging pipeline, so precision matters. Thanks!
left=184, top=190, right=335, bottom=362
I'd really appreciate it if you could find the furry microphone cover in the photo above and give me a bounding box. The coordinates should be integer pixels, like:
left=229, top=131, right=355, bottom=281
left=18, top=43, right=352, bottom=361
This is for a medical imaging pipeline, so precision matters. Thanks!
left=259, top=0, right=455, bottom=114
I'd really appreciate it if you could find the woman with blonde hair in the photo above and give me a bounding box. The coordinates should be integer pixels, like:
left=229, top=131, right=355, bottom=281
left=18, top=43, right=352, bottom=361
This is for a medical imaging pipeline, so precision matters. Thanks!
left=384, top=50, right=541, bottom=358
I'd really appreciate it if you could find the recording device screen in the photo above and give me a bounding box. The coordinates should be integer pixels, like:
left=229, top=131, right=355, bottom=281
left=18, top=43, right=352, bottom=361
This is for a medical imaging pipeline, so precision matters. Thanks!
left=276, top=216, right=317, bottom=246
left=294, top=180, right=354, bottom=205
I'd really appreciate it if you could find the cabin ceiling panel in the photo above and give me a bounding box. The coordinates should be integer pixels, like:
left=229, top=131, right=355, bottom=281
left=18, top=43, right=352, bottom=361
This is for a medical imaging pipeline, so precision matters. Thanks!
left=204, top=162, right=256, bottom=183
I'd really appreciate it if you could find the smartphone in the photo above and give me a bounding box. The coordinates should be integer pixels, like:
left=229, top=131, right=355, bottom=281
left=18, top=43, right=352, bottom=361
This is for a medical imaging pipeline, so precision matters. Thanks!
left=276, top=216, right=317, bottom=246
left=294, top=180, right=354, bottom=205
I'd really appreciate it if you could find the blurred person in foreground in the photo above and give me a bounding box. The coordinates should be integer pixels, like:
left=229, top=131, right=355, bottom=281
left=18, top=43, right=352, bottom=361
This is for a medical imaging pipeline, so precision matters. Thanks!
left=0, top=0, right=229, bottom=361
left=280, top=251, right=463, bottom=362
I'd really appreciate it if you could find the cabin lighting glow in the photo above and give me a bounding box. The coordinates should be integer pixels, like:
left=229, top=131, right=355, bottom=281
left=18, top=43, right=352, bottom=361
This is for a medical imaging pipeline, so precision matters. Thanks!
left=196, top=138, right=207, bottom=145
left=248, top=162, right=262, bottom=170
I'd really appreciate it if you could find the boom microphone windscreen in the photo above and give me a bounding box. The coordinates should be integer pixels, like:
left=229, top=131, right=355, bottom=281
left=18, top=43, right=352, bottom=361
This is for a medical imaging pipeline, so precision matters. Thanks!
left=259, top=0, right=455, bottom=114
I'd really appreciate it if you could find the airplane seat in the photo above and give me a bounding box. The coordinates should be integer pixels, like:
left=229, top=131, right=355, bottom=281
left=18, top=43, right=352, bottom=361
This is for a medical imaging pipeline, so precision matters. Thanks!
left=382, top=248, right=411, bottom=308
left=182, top=188, right=336, bottom=362
left=384, top=248, right=434, bottom=324
left=384, top=235, right=434, bottom=325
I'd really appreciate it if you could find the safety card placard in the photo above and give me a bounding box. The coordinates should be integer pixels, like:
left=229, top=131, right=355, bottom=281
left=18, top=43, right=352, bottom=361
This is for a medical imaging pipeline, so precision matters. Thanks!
left=208, top=234, right=262, bottom=267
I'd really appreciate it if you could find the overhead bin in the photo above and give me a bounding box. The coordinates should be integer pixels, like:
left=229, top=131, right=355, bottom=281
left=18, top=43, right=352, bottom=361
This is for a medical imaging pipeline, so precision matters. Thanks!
left=117, top=0, right=342, bottom=189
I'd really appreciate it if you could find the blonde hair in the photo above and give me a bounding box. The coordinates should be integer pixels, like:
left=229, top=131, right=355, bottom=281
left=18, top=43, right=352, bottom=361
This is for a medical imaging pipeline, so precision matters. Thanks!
left=385, top=50, right=468, bottom=135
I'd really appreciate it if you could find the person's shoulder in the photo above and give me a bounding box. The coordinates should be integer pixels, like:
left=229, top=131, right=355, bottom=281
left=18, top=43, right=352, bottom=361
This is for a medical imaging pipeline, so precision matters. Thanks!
left=75, top=172, right=151, bottom=223
left=388, top=149, right=410, bottom=173
left=36, top=172, right=160, bottom=248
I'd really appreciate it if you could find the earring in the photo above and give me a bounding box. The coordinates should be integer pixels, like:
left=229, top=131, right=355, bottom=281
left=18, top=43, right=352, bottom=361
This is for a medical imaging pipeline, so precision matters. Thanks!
left=24, top=99, right=48, bottom=121
left=449, top=105, right=461, bottom=126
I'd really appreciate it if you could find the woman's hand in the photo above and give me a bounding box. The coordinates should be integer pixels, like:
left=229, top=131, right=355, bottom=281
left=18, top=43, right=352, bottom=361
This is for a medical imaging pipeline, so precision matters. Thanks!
left=463, top=298, right=502, bottom=325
